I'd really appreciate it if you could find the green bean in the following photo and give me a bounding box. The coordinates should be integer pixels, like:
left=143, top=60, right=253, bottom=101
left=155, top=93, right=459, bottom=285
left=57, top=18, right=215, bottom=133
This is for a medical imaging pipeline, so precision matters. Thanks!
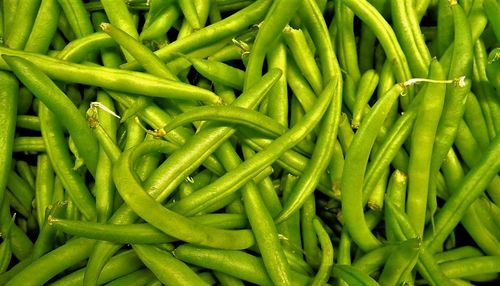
left=351, top=69, right=379, bottom=129
left=133, top=244, right=209, bottom=286
left=24, top=0, right=61, bottom=53
left=310, top=218, right=333, bottom=286
left=6, top=239, right=99, bottom=285
left=2, top=0, right=18, bottom=41
left=39, top=104, right=97, bottom=221
left=335, top=0, right=361, bottom=84
left=99, top=0, right=139, bottom=41
left=241, top=179, right=293, bottom=285
left=340, top=0, right=412, bottom=105
left=351, top=244, right=395, bottom=275
left=122, top=0, right=273, bottom=70
left=266, top=39, right=288, bottom=127
left=332, top=264, right=379, bottom=286
left=384, top=170, right=407, bottom=240
left=425, top=131, right=500, bottom=252
left=0, top=214, right=14, bottom=274
left=366, top=166, right=389, bottom=212
left=363, top=92, right=423, bottom=201
left=484, top=0, right=500, bottom=41
left=384, top=201, right=452, bottom=285
left=48, top=249, right=144, bottom=286
left=378, top=238, right=420, bottom=286
left=35, top=155, right=54, bottom=229
left=178, top=0, right=202, bottom=30
left=440, top=256, right=500, bottom=281
left=174, top=244, right=311, bottom=285
left=276, top=78, right=342, bottom=222
left=283, top=26, right=323, bottom=93
left=460, top=203, right=500, bottom=256
left=114, top=140, right=255, bottom=249
left=184, top=56, right=246, bottom=90
left=3, top=55, right=99, bottom=176
left=49, top=213, right=248, bottom=244
left=243, top=135, right=332, bottom=196
left=104, top=269, right=156, bottom=286
left=392, top=0, right=431, bottom=78
left=434, top=246, right=484, bottom=264
left=15, top=161, right=35, bottom=191
left=57, top=0, right=94, bottom=39
left=473, top=42, right=500, bottom=137
left=463, top=91, right=490, bottom=148
left=406, top=60, right=446, bottom=236
left=0, top=71, right=18, bottom=206
left=170, top=79, right=336, bottom=217
left=6, top=171, right=34, bottom=215
left=431, top=4, right=472, bottom=177
left=4, top=0, right=41, bottom=50
left=0, top=200, right=33, bottom=261
left=0, top=49, right=223, bottom=106
left=56, top=32, right=114, bottom=63
left=213, top=271, right=245, bottom=286
left=243, top=0, right=302, bottom=89
left=5, top=191, right=30, bottom=218
left=341, top=83, right=403, bottom=251
left=94, top=92, right=118, bottom=223
left=161, top=105, right=287, bottom=137
left=100, top=22, right=176, bottom=81
left=140, top=4, right=180, bottom=41
left=337, top=113, right=354, bottom=154
left=295, top=195, right=318, bottom=269
left=286, top=58, right=316, bottom=112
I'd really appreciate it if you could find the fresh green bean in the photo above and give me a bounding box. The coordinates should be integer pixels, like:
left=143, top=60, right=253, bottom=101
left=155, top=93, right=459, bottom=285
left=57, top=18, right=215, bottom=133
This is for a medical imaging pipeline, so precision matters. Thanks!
left=4, top=0, right=41, bottom=50
left=332, top=264, right=379, bottom=286
left=406, top=60, right=446, bottom=236
left=122, top=0, right=273, bottom=70
left=283, top=26, right=323, bottom=93
left=310, top=218, right=333, bottom=286
left=341, top=83, right=403, bottom=251
left=39, top=104, right=97, bottom=221
left=24, top=0, right=60, bottom=54
left=49, top=213, right=248, bottom=244
left=133, top=244, right=209, bottom=286
left=378, top=238, right=420, bottom=286
left=243, top=0, right=302, bottom=89
left=0, top=49, right=223, bottom=106
left=48, top=249, right=144, bottom=286
left=3, top=55, right=99, bottom=176
left=0, top=71, right=18, bottom=206
left=351, top=69, right=379, bottom=129
left=170, top=79, right=336, bottom=216
left=114, top=140, right=255, bottom=249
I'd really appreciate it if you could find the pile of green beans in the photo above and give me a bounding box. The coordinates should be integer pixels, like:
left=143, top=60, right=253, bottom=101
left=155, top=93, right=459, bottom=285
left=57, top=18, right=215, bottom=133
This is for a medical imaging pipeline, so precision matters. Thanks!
left=0, top=0, right=499, bottom=285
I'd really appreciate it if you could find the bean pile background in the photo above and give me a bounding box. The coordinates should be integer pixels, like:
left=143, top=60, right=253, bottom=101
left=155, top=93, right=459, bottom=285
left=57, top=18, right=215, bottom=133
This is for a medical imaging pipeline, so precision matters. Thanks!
left=0, top=0, right=499, bottom=285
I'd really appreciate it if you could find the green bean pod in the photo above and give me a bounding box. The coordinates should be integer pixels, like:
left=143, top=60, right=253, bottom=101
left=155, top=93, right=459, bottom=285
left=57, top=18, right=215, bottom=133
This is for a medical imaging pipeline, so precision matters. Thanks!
left=3, top=55, right=99, bottom=176
left=49, top=213, right=248, bottom=244
left=378, top=238, right=420, bottom=286
left=351, top=69, right=379, bottom=129
left=122, top=0, right=273, bottom=70
left=133, top=244, right=209, bottom=286
left=0, top=71, right=18, bottom=207
left=406, top=60, right=446, bottom=236
left=310, top=218, right=334, bottom=286
left=332, top=265, right=379, bottom=286
left=4, top=0, right=41, bottom=50
left=341, top=83, right=404, bottom=252
left=114, top=140, right=255, bottom=249
left=47, top=249, right=144, bottom=286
